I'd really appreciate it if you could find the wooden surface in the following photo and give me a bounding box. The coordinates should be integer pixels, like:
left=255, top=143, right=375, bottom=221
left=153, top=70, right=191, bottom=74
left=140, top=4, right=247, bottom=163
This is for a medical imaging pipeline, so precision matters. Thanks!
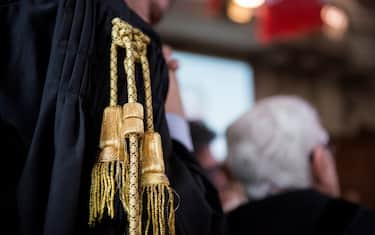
left=333, top=133, right=375, bottom=209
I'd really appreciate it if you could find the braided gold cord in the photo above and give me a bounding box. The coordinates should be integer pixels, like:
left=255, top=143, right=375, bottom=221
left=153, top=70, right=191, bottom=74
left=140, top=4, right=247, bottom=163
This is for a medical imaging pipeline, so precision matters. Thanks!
left=128, top=134, right=140, bottom=235
left=125, top=36, right=142, bottom=235
left=132, top=30, right=154, bottom=132
left=108, top=17, right=175, bottom=235
left=125, top=39, right=138, bottom=103
left=111, top=18, right=142, bottom=235
left=110, top=43, right=118, bottom=106
left=140, top=55, right=154, bottom=132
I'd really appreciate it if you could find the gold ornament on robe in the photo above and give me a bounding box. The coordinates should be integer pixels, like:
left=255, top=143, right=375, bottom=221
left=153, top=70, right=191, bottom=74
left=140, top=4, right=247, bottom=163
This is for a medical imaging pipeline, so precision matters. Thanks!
left=89, top=17, right=176, bottom=235
left=141, top=132, right=175, bottom=235
left=89, top=105, right=128, bottom=225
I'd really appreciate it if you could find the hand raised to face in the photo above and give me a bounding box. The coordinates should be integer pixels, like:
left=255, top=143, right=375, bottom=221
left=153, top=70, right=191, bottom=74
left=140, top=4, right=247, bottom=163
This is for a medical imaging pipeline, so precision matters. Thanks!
left=162, top=45, right=185, bottom=117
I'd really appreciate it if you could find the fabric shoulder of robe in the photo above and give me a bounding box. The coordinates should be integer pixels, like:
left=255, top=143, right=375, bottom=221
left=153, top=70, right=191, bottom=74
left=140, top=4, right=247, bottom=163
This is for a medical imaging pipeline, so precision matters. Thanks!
left=226, top=189, right=375, bottom=235
left=0, top=0, right=224, bottom=234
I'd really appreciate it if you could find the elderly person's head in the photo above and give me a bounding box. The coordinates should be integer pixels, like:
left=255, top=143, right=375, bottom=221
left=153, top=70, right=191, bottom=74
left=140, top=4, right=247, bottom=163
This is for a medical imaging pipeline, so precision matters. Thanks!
left=226, top=96, right=339, bottom=200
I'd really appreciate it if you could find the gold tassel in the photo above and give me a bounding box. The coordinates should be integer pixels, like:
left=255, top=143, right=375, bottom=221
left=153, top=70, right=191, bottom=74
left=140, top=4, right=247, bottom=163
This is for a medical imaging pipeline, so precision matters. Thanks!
left=89, top=105, right=128, bottom=225
left=89, top=17, right=176, bottom=235
left=141, top=132, right=176, bottom=235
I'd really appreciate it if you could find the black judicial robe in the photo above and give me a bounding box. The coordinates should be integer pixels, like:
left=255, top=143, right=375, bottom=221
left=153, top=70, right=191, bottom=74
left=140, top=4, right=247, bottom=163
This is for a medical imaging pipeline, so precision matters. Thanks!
left=0, top=0, right=224, bottom=234
left=227, top=190, right=375, bottom=235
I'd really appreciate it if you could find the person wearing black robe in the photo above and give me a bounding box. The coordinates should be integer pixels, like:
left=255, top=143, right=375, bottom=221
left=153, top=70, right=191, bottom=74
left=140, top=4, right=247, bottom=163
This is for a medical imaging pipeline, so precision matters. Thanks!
left=225, top=96, right=375, bottom=235
left=0, top=0, right=224, bottom=234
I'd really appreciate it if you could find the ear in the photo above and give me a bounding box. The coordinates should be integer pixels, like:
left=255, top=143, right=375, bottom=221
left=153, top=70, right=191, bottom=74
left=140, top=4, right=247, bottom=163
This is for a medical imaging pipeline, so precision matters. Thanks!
left=311, top=146, right=325, bottom=183
left=311, top=145, right=340, bottom=197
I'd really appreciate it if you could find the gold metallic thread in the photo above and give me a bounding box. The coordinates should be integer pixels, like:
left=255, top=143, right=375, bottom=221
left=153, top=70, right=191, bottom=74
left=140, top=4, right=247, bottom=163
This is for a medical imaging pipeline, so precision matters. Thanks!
left=141, top=132, right=175, bottom=235
left=123, top=21, right=142, bottom=235
left=88, top=18, right=132, bottom=226
left=89, top=105, right=128, bottom=225
left=89, top=17, right=175, bottom=235
left=136, top=26, right=175, bottom=235
left=110, top=43, right=118, bottom=106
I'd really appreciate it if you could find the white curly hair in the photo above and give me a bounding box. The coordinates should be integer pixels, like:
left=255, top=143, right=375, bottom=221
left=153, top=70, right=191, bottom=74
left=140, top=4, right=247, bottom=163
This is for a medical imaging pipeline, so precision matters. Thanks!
left=226, top=96, right=328, bottom=200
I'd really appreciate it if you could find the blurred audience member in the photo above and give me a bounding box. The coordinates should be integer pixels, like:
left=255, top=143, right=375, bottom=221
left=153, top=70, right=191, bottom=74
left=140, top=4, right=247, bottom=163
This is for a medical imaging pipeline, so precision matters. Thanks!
left=216, top=164, right=248, bottom=212
left=189, top=121, right=247, bottom=212
left=189, top=121, right=217, bottom=169
left=227, top=95, right=339, bottom=199
left=226, top=95, right=375, bottom=235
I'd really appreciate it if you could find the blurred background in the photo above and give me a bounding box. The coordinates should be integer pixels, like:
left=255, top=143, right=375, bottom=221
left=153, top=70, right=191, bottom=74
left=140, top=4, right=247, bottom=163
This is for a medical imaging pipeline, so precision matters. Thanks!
left=156, top=0, right=375, bottom=209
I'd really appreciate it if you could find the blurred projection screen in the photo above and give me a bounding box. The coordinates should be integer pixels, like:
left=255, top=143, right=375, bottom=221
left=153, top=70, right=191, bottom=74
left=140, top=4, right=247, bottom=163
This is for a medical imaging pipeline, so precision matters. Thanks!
left=174, top=51, right=254, bottom=160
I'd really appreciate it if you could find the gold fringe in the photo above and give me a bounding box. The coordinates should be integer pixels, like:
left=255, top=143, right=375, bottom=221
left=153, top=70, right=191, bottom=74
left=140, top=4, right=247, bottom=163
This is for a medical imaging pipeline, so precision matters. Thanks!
left=141, top=184, right=175, bottom=235
left=88, top=159, right=128, bottom=226
left=89, top=18, right=177, bottom=235
left=117, top=157, right=129, bottom=212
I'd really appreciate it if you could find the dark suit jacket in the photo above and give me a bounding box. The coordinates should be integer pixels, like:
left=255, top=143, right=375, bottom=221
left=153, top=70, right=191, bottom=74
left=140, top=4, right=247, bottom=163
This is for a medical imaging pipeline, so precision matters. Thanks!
left=227, top=190, right=375, bottom=235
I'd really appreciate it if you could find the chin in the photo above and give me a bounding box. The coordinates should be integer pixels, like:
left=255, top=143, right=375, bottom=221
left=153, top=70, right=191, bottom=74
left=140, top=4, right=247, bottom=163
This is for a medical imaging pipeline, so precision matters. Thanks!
left=150, top=0, right=170, bottom=25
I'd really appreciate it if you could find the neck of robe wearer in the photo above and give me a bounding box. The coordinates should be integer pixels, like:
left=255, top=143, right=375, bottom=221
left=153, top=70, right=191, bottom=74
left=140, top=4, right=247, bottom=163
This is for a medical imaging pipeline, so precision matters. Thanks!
left=105, top=0, right=162, bottom=46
